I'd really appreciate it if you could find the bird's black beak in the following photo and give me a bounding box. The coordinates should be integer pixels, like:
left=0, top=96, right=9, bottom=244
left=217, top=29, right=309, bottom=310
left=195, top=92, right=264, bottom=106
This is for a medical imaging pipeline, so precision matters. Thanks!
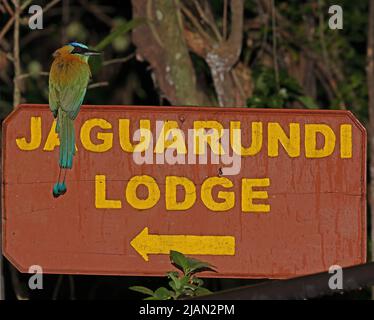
left=84, top=49, right=101, bottom=56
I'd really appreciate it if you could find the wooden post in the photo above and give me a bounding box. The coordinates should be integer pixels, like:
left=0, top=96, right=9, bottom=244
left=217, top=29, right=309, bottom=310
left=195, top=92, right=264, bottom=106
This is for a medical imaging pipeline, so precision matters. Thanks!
left=367, top=0, right=374, bottom=300
left=0, top=250, right=4, bottom=300
left=0, top=122, right=4, bottom=300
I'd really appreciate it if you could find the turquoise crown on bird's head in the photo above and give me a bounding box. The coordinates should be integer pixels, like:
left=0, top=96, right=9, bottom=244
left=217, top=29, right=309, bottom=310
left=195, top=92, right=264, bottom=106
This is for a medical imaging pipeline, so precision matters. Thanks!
left=68, top=42, right=89, bottom=49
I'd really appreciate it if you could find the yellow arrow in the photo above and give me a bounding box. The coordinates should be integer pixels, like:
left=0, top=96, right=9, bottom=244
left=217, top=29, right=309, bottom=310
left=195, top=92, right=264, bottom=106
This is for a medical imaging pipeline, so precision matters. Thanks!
left=130, top=227, right=235, bottom=261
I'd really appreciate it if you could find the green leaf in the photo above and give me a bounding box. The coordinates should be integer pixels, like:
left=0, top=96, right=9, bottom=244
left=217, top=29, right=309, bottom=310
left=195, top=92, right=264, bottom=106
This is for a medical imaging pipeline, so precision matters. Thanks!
left=170, top=251, right=189, bottom=274
left=174, top=279, right=182, bottom=290
left=153, top=287, right=172, bottom=300
left=94, top=18, right=147, bottom=52
left=170, top=275, right=189, bottom=294
left=167, top=271, right=180, bottom=281
left=194, top=287, right=212, bottom=296
left=191, top=277, right=204, bottom=286
left=185, top=257, right=216, bottom=274
left=169, top=280, right=177, bottom=292
left=180, top=275, right=190, bottom=287
left=183, top=289, right=196, bottom=297
left=129, top=286, right=154, bottom=296
left=184, top=284, right=198, bottom=291
left=169, top=278, right=182, bottom=291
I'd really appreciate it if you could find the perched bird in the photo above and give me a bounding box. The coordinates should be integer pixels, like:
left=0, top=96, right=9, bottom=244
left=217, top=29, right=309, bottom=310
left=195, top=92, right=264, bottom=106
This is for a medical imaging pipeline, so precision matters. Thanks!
left=49, top=42, right=100, bottom=198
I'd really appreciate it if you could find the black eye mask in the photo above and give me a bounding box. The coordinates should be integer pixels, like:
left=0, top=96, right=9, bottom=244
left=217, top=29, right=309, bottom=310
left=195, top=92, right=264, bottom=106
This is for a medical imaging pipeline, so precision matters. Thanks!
left=71, top=46, right=88, bottom=54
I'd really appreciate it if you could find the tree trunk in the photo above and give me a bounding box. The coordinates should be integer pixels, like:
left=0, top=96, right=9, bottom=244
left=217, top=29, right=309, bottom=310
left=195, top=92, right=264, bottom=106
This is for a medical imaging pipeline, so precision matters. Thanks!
left=132, top=0, right=210, bottom=106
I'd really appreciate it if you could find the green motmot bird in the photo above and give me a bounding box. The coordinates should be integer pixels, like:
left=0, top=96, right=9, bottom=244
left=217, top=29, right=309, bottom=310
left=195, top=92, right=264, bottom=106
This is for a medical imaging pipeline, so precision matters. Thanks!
left=49, top=42, right=100, bottom=198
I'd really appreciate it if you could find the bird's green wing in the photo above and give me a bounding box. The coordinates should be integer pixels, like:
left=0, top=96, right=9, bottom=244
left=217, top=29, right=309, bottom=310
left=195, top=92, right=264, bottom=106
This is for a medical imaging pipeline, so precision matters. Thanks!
left=58, top=69, right=90, bottom=120
left=48, top=80, right=59, bottom=118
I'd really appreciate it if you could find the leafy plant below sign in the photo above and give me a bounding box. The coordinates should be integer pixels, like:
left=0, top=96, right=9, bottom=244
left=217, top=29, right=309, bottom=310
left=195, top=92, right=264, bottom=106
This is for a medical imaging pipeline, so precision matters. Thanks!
left=129, top=250, right=216, bottom=300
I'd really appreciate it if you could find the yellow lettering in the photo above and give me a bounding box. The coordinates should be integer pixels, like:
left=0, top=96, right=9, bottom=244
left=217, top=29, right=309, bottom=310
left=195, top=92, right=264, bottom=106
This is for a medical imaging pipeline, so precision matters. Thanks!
left=119, top=119, right=151, bottom=152
left=80, top=119, right=113, bottom=152
left=16, top=116, right=41, bottom=151
left=305, top=124, right=335, bottom=158
left=242, top=178, right=270, bottom=213
left=268, top=123, right=300, bottom=157
left=95, top=175, right=122, bottom=209
left=165, top=176, right=196, bottom=210
left=230, top=121, right=262, bottom=156
left=126, top=175, right=160, bottom=210
left=194, top=121, right=225, bottom=155
left=43, top=120, right=59, bottom=151
left=201, top=177, right=234, bottom=211
left=340, top=124, right=352, bottom=158
left=155, top=121, right=186, bottom=154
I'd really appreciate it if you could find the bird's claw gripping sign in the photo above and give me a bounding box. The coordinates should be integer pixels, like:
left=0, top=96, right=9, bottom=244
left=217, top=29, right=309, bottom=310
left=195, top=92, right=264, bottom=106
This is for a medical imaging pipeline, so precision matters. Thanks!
left=2, top=104, right=366, bottom=278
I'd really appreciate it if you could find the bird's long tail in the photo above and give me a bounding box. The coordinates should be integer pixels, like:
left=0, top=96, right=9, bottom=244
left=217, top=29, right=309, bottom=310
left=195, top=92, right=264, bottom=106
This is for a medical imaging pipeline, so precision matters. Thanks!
left=53, top=110, right=75, bottom=198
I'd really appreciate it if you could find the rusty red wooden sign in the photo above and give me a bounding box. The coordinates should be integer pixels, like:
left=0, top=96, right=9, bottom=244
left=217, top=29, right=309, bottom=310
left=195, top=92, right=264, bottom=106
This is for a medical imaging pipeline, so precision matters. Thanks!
left=2, top=104, right=366, bottom=278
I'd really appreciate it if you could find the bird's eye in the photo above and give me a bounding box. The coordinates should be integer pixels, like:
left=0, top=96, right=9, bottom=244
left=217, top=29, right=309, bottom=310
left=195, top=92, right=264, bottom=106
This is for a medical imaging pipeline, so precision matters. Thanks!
left=71, top=46, right=85, bottom=54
